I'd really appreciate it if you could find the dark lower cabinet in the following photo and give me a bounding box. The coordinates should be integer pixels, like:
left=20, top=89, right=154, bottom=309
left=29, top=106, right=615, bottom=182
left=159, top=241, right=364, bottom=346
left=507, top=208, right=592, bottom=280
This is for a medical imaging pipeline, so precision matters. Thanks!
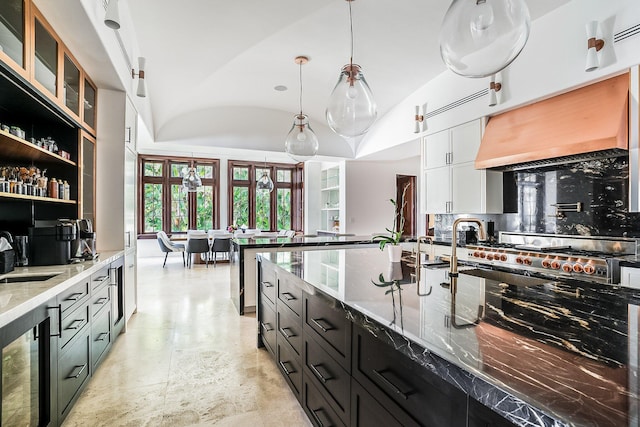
left=352, top=324, right=467, bottom=426
left=259, top=301, right=277, bottom=357
left=57, top=330, right=90, bottom=420
left=468, top=397, right=518, bottom=427
left=303, top=373, right=347, bottom=427
left=350, top=377, right=419, bottom=427
left=277, top=337, right=303, bottom=400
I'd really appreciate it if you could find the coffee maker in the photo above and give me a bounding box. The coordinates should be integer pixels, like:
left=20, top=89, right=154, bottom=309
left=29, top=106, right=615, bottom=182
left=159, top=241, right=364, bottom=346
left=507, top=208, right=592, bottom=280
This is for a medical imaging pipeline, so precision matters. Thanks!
left=71, top=219, right=97, bottom=261
left=29, top=220, right=77, bottom=265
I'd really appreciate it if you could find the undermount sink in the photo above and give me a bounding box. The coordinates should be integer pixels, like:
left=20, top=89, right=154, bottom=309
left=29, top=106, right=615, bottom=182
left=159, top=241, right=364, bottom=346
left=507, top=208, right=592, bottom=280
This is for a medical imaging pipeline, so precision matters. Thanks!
left=0, top=273, right=60, bottom=284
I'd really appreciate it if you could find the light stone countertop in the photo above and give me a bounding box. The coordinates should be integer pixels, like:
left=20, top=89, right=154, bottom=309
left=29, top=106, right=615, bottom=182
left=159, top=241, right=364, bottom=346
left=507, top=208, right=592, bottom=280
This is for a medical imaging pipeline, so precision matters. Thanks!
left=0, top=250, right=124, bottom=328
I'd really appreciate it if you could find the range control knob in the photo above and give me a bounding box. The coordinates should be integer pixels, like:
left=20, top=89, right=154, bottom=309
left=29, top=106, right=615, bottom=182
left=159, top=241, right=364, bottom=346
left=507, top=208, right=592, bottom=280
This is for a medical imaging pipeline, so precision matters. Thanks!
left=523, top=257, right=532, bottom=266
left=550, top=258, right=561, bottom=270
left=584, top=263, right=596, bottom=275
left=479, top=252, right=486, bottom=259
left=541, top=257, right=551, bottom=268
left=562, top=262, right=573, bottom=273
left=500, top=253, right=508, bottom=262
left=572, top=261, right=584, bottom=273
left=486, top=253, right=494, bottom=261
left=515, top=256, right=523, bottom=264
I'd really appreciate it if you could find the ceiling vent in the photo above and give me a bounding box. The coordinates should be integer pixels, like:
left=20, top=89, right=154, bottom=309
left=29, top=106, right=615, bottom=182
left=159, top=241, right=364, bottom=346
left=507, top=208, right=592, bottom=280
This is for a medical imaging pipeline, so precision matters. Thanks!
left=424, top=88, right=488, bottom=120
left=614, top=23, right=640, bottom=44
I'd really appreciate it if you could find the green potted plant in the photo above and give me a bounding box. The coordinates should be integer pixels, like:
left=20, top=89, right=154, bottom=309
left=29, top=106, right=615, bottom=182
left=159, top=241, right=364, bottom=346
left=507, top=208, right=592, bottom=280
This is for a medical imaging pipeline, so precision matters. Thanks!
left=372, top=183, right=409, bottom=262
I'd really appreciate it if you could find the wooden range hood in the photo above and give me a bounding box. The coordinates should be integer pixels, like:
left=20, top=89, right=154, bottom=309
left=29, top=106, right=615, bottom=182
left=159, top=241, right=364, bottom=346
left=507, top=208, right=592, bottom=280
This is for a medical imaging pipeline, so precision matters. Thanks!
left=475, top=73, right=629, bottom=170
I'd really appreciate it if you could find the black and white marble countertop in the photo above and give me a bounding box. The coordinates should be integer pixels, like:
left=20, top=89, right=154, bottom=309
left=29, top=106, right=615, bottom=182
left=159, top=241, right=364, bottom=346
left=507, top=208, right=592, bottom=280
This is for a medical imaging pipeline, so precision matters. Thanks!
left=0, top=250, right=124, bottom=328
left=261, top=247, right=640, bottom=427
left=232, top=234, right=379, bottom=249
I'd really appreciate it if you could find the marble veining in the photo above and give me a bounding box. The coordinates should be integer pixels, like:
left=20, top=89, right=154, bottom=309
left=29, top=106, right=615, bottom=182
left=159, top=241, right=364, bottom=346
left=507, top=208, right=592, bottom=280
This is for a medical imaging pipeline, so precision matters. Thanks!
left=261, top=247, right=640, bottom=427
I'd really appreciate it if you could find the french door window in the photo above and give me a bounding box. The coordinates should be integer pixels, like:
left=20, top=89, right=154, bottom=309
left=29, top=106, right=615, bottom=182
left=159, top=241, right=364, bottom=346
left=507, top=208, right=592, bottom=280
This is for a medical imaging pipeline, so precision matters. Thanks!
left=228, top=161, right=302, bottom=231
left=139, top=156, right=220, bottom=235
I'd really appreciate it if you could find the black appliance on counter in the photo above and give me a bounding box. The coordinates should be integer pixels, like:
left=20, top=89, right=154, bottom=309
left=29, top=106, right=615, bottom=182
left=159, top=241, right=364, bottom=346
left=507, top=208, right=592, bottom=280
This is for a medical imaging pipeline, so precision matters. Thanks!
left=29, top=220, right=77, bottom=266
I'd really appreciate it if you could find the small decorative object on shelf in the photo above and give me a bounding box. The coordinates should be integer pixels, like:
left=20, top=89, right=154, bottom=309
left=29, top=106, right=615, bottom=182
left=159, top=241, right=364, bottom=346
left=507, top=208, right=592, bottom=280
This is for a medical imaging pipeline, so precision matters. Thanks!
left=227, top=224, right=238, bottom=233
left=372, top=183, right=410, bottom=262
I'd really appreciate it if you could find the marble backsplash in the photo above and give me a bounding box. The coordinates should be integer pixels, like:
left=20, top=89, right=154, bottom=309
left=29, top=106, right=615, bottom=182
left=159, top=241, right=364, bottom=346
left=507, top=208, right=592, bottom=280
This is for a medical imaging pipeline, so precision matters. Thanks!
left=434, top=156, right=640, bottom=241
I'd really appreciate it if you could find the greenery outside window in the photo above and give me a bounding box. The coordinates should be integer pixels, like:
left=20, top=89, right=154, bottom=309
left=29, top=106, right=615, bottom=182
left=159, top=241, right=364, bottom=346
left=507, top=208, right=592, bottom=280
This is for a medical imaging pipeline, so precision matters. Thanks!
left=228, top=160, right=303, bottom=231
left=139, top=155, right=220, bottom=236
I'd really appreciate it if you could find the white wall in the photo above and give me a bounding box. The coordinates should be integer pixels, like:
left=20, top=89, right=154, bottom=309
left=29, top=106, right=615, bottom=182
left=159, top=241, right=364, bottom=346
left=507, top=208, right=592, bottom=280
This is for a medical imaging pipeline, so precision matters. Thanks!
left=344, top=157, right=420, bottom=236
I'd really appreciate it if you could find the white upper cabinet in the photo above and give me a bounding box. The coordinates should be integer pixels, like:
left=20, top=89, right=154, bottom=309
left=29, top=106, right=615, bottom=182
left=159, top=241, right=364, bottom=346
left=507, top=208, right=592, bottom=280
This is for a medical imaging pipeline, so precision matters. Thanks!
left=422, top=119, right=502, bottom=215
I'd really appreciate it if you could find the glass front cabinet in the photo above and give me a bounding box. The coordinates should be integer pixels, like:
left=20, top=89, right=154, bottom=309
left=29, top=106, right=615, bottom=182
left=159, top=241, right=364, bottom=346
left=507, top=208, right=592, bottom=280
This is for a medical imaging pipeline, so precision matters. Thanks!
left=0, top=0, right=97, bottom=231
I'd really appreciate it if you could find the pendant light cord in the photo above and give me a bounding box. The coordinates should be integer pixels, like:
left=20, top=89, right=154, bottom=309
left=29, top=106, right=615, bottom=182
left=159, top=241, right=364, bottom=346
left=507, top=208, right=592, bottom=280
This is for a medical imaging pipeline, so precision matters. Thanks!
left=299, top=61, right=303, bottom=116
left=348, top=0, right=354, bottom=67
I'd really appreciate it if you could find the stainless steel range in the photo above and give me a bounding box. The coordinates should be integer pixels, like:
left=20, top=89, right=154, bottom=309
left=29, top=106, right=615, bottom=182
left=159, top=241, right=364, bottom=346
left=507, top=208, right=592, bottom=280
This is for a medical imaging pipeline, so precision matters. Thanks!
left=465, top=232, right=637, bottom=285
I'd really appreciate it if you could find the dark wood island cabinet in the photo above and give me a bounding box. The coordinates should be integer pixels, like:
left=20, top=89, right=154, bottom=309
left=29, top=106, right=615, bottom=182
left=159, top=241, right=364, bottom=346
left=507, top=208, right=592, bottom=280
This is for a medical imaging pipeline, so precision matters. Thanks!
left=257, top=247, right=640, bottom=427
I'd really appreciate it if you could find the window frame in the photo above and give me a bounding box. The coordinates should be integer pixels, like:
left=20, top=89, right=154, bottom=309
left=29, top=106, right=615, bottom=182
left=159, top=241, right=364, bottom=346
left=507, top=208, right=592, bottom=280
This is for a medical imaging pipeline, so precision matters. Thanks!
left=227, top=160, right=303, bottom=232
left=138, top=155, right=220, bottom=236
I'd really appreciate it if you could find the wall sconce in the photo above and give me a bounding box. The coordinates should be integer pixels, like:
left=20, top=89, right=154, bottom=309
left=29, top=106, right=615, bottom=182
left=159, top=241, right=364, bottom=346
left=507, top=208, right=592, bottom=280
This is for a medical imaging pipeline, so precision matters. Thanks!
left=414, top=103, right=427, bottom=133
left=585, top=21, right=605, bottom=72
left=104, top=0, right=120, bottom=30
left=488, top=75, right=502, bottom=107
left=131, top=57, right=146, bottom=98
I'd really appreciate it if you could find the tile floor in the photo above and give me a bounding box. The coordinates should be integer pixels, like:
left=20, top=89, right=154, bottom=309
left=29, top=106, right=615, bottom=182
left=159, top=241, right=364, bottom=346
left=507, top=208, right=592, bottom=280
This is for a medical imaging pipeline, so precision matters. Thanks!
left=62, top=255, right=311, bottom=426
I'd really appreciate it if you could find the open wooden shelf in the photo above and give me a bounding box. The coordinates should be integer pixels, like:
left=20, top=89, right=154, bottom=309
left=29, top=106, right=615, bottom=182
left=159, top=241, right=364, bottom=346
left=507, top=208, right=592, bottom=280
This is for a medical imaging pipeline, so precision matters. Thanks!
left=0, top=129, right=76, bottom=166
left=0, top=192, right=76, bottom=204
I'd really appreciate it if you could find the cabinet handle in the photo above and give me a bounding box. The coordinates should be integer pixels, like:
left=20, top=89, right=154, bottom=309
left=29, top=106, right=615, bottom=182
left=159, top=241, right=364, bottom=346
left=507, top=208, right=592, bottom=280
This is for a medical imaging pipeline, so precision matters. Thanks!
left=47, top=304, right=62, bottom=338
left=95, top=297, right=109, bottom=305
left=65, top=292, right=84, bottom=302
left=310, top=363, right=332, bottom=384
left=310, top=318, right=334, bottom=333
left=67, top=364, right=87, bottom=379
left=279, top=327, right=296, bottom=339
left=261, top=281, right=274, bottom=288
left=279, top=360, right=296, bottom=376
left=66, top=319, right=85, bottom=330
left=281, top=292, right=296, bottom=301
left=93, top=275, right=109, bottom=282
left=261, top=322, right=273, bottom=332
left=310, top=408, right=332, bottom=427
left=96, top=332, right=109, bottom=342
left=372, top=369, right=409, bottom=400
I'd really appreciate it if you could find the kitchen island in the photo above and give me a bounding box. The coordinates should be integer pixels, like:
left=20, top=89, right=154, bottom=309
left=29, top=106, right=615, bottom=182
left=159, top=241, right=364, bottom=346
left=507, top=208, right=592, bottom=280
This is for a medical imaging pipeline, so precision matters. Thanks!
left=258, top=247, right=640, bottom=427
left=230, top=235, right=382, bottom=314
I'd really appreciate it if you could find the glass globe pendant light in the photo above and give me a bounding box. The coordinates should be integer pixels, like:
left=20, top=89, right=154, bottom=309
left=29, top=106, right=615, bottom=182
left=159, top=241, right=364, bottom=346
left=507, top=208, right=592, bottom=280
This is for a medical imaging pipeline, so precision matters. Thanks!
left=285, top=56, right=319, bottom=162
left=256, top=159, right=274, bottom=192
left=439, top=0, right=530, bottom=78
left=181, top=164, right=203, bottom=192
left=326, top=0, right=377, bottom=138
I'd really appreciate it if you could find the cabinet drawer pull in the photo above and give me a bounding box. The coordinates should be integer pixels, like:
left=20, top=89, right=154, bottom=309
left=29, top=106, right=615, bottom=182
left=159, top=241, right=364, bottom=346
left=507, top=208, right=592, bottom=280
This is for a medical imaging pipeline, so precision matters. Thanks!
left=310, top=363, right=332, bottom=384
left=310, top=318, right=334, bottom=333
left=95, top=297, right=109, bottom=305
left=66, top=319, right=85, bottom=330
left=261, top=322, right=273, bottom=332
left=66, top=364, right=87, bottom=379
left=372, top=369, right=409, bottom=400
left=310, top=408, right=332, bottom=427
left=65, top=292, right=84, bottom=302
left=261, top=281, right=274, bottom=288
left=279, top=360, right=296, bottom=376
left=93, top=275, right=109, bottom=282
left=281, top=292, right=296, bottom=301
left=96, top=332, right=109, bottom=342
left=279, top=327, right=296, bottom=339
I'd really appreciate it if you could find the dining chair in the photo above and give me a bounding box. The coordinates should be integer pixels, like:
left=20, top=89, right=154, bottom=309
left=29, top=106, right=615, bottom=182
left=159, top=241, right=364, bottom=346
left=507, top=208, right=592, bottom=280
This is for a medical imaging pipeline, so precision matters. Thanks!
left=186, top=234, right=211, bottom=268
left=211, top=237, right=231, bottom=266
left=156, top=231, right=185, bottom=268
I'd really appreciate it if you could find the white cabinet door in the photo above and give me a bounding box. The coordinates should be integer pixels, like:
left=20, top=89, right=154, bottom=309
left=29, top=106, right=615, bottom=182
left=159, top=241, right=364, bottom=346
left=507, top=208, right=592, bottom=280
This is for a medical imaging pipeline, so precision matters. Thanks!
left=425, top=129, right=450, bottom=169
left=450, top=120, right=481, bottom=165
left=124, top=148, right=137, bottom=248
left=451, top=163, right=483, bottom=214
left=425, top=166, right=451, bottom=213
left=621, top=266, right=640, bottom=289
left=124, top=247, right=137, bottom=325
